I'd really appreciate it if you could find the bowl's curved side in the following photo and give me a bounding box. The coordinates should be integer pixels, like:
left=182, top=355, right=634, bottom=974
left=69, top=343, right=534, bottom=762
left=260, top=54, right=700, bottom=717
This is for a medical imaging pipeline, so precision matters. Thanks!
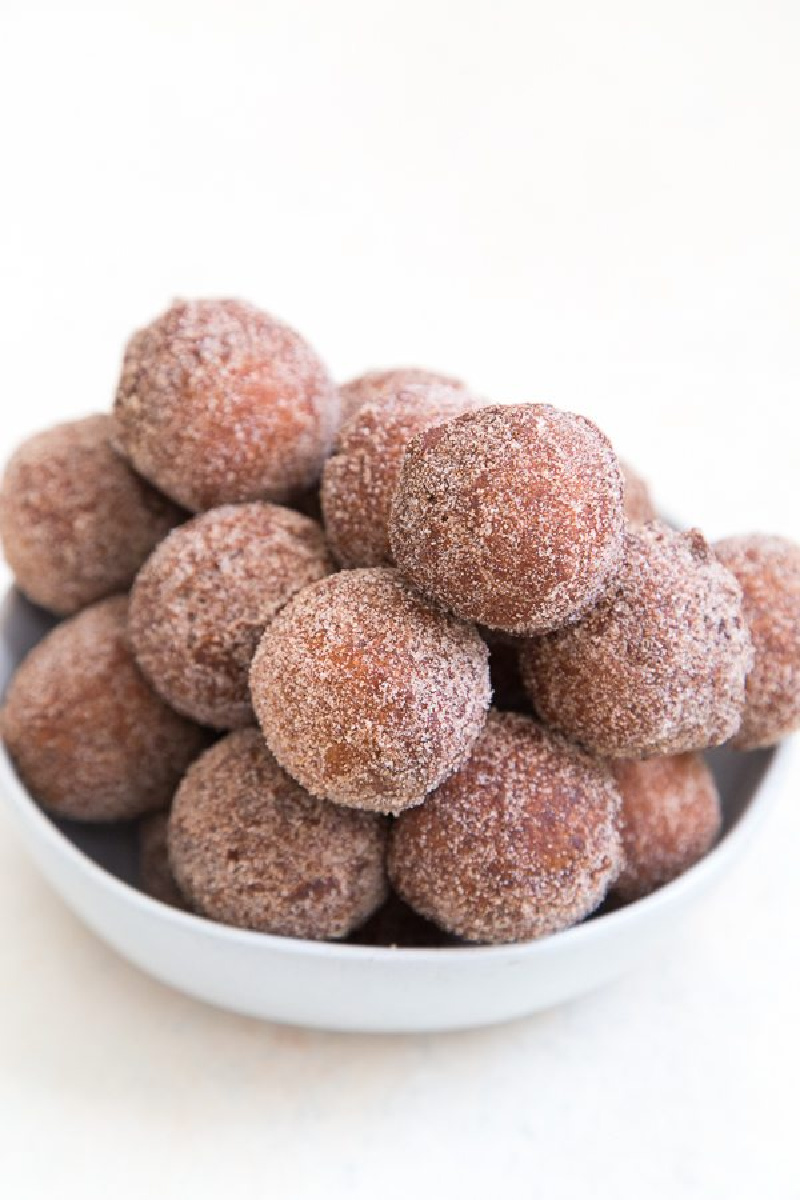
left=0, top=585, right=793, bottom=1032
left=1, top=737, right=792, bottom=1032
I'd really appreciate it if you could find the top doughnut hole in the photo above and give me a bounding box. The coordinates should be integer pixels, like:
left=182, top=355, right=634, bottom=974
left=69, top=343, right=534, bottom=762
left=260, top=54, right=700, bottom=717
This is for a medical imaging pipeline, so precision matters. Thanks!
left=390, top=403, right=626, bottom=636
left=113, top=298, right=340, bottom=512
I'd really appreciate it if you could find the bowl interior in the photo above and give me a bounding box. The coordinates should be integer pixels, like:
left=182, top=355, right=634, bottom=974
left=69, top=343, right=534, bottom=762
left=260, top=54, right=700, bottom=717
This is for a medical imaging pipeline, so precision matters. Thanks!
left=0, top=587, right=775, bottom=946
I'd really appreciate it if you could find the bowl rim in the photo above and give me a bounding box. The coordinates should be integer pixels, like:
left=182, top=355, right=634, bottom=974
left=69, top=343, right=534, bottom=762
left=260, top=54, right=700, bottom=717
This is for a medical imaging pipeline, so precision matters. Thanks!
left=1, top=728, right=793, bottom=964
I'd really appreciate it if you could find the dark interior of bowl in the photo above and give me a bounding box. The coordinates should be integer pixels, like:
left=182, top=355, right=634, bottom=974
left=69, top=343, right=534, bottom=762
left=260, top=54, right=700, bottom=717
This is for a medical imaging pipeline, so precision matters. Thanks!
left=0, top=588, right=775, bottom=946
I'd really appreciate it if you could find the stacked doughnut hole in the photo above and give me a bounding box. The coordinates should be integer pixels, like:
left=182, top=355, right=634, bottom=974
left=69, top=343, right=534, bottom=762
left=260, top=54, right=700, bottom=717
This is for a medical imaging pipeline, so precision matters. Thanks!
left=1, top=297, right=797, bottom=948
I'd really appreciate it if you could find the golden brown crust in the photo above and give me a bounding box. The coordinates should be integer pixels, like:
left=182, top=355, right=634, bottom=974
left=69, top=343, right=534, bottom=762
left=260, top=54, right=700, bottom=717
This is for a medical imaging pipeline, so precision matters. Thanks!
left=250, top=568, right=491, bottom=813
left=388, top=712, right=623, bottom=944
left=0, top=596, right=209, bottom=821
left=169, top=730, right=388, bottom=939
left=714, top=534, right=800, bottom=748
left=390, top=404, right=626, bottom=635
left=129, top=502, right=334, bottom=728
left=113, top=299, right=339, bottom=511
left=520, top=523, right=753, bottom=757
left=0, top=415, right=183, bottom=615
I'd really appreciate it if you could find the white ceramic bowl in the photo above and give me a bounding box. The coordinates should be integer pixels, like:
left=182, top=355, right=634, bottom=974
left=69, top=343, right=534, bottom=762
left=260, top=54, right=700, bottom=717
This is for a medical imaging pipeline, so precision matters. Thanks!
left=0, top=588, right=789, bottom=1033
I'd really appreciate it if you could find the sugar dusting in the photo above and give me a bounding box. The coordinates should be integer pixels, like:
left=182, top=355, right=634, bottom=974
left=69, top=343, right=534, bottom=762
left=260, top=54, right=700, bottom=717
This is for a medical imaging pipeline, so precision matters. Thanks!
left=521, top=522, right=754, bottom=757
left=0, top=596, right=209, bottom=820
left=390, top=404, right=626, bottom=635
left=113, top=298, right=340, bottom=511
left=388, top=711, right=623, bottom=944
left=715, top=534, right=800, bottom=748
left=250, top=568, right=491, bottom=813
left=322, top=383, right=479, bottom=567
left=169, top=729, right=389, bottom=939
left=129, top=502, right=334, bottom=729
left=0, top=414, right=183, bottom=615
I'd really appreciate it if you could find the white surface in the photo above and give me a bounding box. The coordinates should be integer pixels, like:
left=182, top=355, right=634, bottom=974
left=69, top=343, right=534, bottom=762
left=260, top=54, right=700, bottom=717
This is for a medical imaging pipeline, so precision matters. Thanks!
left=0, top=1, right=798, bottom=1196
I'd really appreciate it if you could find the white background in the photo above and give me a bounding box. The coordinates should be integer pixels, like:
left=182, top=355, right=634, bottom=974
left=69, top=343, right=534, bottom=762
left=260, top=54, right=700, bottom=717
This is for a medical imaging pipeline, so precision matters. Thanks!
left=0, top=3, right=798, bottom=1197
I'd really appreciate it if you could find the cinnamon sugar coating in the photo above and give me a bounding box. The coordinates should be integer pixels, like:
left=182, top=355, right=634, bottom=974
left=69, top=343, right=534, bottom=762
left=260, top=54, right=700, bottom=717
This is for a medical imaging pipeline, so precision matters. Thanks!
left=113, top=299, right=340, bottom=511
left=621, top=460, right=658, bottom=525
left=129, top=502, right=334, bottom=728
left=322, top=383, right=479, bottom=568
left=520, top=523, right=753, bottom=758
left=339, top=367, right=466, bottom=426
left=611, top=753, right=722, bottom=901
left=250, top=568, right=491, bottom=813
left=169, top=729, right=389, bottom=939
left=714, top=534, right=800, bottom=748
left=0, top=596, right=208, bottom=821
left=139, top=810, right=190, bottom=911
left=389, top=712, right=623, bottom=944
left=390, top=404, right=626, bottom=635
left=0, top=415, right=183, bottom=615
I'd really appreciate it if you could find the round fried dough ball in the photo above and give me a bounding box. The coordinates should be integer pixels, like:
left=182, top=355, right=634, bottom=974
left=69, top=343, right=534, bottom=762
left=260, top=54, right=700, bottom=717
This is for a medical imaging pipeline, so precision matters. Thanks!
left=390, top=404, right=626, bottom=635
left=129, top=502, right=334, bottom=728
left=321, top=383, right=478, bottom=567
left=714, top=534, right=800, bottom=749
left=621, top=459, right=658, bottom=525
left=139, top=810, right=190, bottom=910
left=0, top=596, right=209, bottom=821
left=0, top=415, right=183, bottom=615
left=250, top=568, right=491, bottom=813
left=520, top=523, right=753, bottom=758
left=168, top=730, right=389, bottom=939
left=388, top=712, right=623, bottom=944
left=611, top=753, right=722, bottom=901
left=339, top=367, right=466, bottom=425
left=113, top=298, right=340, bottom=511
